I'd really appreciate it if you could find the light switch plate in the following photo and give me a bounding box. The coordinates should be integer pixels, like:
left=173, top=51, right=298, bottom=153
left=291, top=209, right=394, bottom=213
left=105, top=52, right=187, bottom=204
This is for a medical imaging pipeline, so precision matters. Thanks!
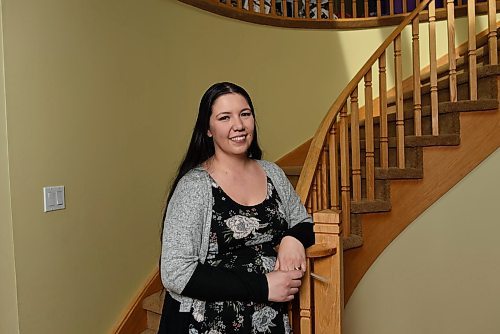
left=43, top=186, right=65, bottom=212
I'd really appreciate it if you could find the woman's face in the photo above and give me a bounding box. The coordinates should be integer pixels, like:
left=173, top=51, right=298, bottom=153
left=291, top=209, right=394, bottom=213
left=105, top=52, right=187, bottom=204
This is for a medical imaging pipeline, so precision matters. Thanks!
left=208, top=93, right=255, bottom=159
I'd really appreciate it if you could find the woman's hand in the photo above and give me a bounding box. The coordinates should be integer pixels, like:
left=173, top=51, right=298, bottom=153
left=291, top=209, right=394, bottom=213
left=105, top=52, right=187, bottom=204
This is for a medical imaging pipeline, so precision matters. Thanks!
left=275, top=236, right=307, bottom=272
left=266, top=270, right=303, bottom=302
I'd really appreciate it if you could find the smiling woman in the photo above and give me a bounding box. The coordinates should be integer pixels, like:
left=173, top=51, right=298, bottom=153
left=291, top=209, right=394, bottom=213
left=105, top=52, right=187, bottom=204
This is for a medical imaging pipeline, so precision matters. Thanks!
left=158, top=82, right=315, bottom=333
left=207, top=93, right=256, bottom=162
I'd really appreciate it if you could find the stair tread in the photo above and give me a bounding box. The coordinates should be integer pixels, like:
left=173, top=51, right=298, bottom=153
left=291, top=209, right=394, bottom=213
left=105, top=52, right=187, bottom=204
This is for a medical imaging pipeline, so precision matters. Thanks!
left=375, top=99, right=496, bottom=127
left=143, top=290, right=165, bottom=314
left=375, top=167, right=423, bottom=179
left=421, top=99, right=499, bottom=114
left=351, top=199, right=391, bottom=213
left=405, top=134, right=461, bottom=147
left=344, top=234, right=363, bottom=250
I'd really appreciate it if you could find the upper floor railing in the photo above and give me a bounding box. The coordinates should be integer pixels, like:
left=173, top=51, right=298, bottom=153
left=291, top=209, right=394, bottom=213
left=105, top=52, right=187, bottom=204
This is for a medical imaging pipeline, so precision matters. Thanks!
left=180, top=0, right=498, bottom=28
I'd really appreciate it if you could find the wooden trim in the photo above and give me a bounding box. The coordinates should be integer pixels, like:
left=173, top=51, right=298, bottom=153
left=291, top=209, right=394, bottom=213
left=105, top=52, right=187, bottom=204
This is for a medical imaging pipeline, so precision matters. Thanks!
left=112, top=269, right=163, bottom=334
left=178, top=0, right=498, bottom=29
left=344, top=108, right=500, bottom=302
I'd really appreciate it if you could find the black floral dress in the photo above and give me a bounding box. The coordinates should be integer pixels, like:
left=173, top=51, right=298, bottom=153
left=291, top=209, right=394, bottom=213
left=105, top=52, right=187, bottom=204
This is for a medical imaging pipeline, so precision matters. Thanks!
left=187, top=176, right=292, bottom=334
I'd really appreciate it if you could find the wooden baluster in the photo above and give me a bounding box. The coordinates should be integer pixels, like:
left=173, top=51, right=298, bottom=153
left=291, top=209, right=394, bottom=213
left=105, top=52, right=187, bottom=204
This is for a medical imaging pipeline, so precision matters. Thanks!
left=316, top=169, right=322, bottom=210
left=339, top=104, right=351, bottom=237
left=389, top=0, right=394, bottom=15
left=403, top=0, right=407, bottom=13
left=306, top=0, right=311, bottom=18
left=394, top=34, right=405, bottom=168
left=488, top=0, right=497, bottom=64
left=364, top=0, right=368, bottom=17
left=307, top=194, right=313, bottom=215
left=260, top=0, right=265, bottom=13
left=329, top=124, right=340, bottom=210
left=428, top=0, right=439, bottom=135
left=341, top=0, right=345, bottom=18
left=412, top=17, right=422, bottom=136
left=294, top=0, right=299, bottom=17
left=283, top=0, right=289, bottom=16
left=316, top=0, right=321, bottom=20
left=447, top=0, right=457, bottom=102
left=312, top=172, right=318, bottom=212
left=321, top=146, right=329, bottom=209
left=468, top=0, right=477, bottom=100
left=299, top=256, right=313, bottom=334
left=353, top=0, right=357, bottom=18
left=379, top=51, right=389, bottom=169
left=237, top=0, right=242, bottom=9
left=328, top=0, right=334, bottom=18
left=377, top=0, right=381, bottom=16
left=350, top=87, right=362, bottom=202
left=364, top=70, right=375, bottom=200
left=312, top=210, right=343, bottom=334
left=458, top=0, right=462, bottom=6
left=271, top=0, right=277, bottom=15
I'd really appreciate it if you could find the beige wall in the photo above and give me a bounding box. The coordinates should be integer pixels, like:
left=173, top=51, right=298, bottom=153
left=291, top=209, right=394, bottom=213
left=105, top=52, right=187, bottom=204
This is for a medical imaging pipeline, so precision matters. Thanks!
left=0, top=1, right=20, bottom=332
left=344, top=149, right=500, bottom=334
left=1, top=0, right=498, bottom=333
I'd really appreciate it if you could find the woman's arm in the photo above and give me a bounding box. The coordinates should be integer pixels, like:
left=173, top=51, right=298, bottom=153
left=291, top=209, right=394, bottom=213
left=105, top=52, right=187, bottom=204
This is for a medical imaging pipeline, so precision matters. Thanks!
left=181, top=263, right=268, bottom=302
left=160, top=174, right=207, bottom=295
left=182, top=262, right=303, bottom=303
left=283, top=221, right=315, bottom=248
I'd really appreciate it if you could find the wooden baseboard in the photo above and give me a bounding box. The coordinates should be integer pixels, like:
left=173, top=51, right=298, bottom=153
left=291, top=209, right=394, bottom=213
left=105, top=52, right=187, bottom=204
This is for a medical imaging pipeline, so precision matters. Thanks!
left=111, top=269, right=163, bottom=334
left=344, top=108, right=500, bottom=302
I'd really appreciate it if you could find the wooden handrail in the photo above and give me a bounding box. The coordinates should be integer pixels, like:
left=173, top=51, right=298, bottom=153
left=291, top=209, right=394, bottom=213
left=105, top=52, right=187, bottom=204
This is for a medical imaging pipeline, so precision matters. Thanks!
left=306, top=243, right=337, bottom=257
left=179, top=0, right=498, bottom=29
left=295, top=0, right=432, bottom=202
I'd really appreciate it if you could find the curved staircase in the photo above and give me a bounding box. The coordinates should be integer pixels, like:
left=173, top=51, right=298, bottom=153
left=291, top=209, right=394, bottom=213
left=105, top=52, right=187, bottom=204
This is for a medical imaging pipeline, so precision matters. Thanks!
left=114, top=1, right=500, bottom=332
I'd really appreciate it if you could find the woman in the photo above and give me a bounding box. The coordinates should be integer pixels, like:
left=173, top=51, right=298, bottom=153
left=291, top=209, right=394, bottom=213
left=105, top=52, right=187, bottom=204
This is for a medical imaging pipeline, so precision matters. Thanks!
left=159, top=82, right=314, bottom=333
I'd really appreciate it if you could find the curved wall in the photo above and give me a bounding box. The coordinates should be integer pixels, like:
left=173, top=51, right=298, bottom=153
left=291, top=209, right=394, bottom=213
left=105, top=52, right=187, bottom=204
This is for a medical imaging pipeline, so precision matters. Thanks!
left=344, top=149, right=500, bottom=334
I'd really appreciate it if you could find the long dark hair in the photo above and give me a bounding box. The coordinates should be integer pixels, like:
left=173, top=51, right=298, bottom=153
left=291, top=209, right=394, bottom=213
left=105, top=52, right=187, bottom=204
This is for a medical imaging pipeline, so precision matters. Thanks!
left=162, top=82, right=262, bottom=224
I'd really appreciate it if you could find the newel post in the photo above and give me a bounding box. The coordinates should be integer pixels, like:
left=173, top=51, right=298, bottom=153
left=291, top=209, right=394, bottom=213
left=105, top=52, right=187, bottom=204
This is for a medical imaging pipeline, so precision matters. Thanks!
left=313, top=209, right=343, bottom=334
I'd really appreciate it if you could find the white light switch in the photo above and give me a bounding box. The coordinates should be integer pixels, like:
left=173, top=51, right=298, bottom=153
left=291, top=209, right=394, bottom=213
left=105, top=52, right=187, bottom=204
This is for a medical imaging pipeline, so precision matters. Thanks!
left=43, top=186, right=65, bottom=212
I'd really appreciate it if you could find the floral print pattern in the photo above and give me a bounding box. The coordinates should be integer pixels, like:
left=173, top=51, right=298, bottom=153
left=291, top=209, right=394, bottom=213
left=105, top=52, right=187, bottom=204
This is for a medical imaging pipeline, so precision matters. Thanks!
left=187, top=176, right=291, bottom=333
left=225, top=215, right=261, bottom=239
left=252, top=306, right=278, bottom=332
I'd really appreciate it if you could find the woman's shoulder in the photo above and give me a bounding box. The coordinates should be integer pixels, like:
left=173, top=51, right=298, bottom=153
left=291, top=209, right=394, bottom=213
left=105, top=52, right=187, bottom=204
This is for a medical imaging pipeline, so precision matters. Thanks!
left=173, top=167, right=210, bottom=197
left=181, top=166, right=208, bottom=181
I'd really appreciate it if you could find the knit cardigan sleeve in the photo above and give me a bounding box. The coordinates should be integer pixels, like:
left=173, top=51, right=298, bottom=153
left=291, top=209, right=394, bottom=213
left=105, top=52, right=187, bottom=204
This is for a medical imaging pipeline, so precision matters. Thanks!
left=259, top=160, right=315, bottom=247
left=160, top=173, right=208, bottom=295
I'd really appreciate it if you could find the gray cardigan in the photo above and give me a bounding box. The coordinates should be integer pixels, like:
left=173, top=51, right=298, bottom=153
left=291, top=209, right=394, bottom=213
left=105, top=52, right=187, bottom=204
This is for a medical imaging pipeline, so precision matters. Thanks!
left=160, top=160, right=312, bottom=312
